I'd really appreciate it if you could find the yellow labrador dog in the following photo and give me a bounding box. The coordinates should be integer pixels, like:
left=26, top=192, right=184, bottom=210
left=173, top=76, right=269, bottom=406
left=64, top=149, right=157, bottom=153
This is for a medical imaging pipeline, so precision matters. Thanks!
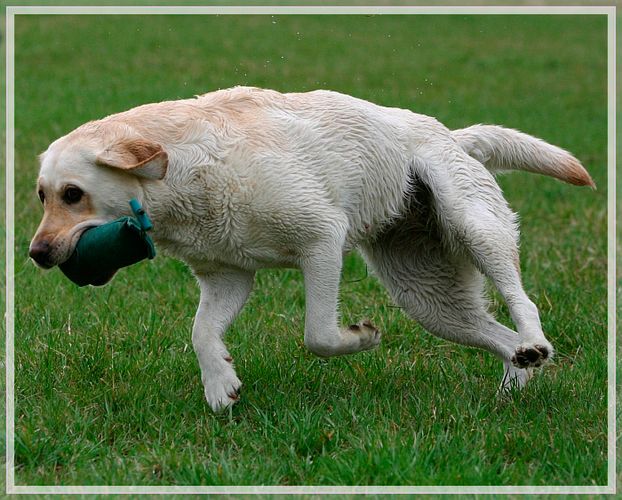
left=30, top=86, right=593, bottom=411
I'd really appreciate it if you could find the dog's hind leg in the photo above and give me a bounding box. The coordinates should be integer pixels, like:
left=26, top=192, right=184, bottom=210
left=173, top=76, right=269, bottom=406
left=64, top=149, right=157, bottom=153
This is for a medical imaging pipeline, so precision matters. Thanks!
left=300, top=226, right=381, bottom=358
left=361, top=214, right=532, bottom=391
left=414, top=151, right=554, bottom=369
left=193, top=269, right=255, bottom=412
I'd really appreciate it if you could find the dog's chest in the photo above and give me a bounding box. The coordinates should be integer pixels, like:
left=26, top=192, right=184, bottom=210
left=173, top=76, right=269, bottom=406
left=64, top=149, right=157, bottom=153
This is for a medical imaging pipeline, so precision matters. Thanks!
left=152, top=189, right=298, bottom=272
left=155, top=224, right=297, bottom=272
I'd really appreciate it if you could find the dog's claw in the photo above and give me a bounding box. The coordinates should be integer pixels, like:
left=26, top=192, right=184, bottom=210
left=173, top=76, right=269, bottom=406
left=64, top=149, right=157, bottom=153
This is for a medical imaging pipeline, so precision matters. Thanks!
left=348, top=319, right=381, bottom=351
left=203, top=362, right=242, bottom=412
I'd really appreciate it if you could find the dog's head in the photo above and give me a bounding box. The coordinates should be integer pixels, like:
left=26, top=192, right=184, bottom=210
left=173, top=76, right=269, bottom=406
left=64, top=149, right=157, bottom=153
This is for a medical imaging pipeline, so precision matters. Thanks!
left=29, top=125, right=168, bottom=269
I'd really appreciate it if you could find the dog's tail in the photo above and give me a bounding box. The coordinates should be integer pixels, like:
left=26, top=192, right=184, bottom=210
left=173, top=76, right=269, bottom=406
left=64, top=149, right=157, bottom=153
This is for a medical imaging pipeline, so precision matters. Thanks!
left=452, top=124, right=595, bottom=188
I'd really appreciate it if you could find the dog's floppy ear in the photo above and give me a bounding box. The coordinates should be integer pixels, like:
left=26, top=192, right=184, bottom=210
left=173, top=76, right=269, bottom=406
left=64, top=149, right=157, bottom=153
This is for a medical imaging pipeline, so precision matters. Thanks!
left=96, top=138, right=168, bottom=180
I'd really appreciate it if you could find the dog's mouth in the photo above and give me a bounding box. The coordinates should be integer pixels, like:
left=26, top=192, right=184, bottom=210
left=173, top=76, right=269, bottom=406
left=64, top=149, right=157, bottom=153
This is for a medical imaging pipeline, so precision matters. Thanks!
left=30, top=222, right=103, bottom=270
left=57, top=219, right=109, bottom=266
left=31, top=219, right=109, bottom=270
left=57, top=217, right=126, bottom=287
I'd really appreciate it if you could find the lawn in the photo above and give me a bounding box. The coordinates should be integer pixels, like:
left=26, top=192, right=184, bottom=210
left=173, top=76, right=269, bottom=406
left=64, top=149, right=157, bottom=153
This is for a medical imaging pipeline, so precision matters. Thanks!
left=11, top=13, right=608, bottom=487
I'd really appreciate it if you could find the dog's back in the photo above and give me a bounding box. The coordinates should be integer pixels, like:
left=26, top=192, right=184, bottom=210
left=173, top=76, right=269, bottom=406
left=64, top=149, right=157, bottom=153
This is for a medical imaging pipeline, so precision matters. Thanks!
left=86, top=87, right=447, bottom=250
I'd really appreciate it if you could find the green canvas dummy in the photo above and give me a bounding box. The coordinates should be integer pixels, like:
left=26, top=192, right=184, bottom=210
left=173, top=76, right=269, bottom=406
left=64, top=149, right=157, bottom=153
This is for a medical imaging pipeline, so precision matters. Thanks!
left=59, top=199, right=156, bottom=286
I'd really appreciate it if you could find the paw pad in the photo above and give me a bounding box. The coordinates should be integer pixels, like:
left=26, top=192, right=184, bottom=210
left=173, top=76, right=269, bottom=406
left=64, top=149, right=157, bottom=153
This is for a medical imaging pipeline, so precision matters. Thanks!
left=512, top=344, right=551, bottom=368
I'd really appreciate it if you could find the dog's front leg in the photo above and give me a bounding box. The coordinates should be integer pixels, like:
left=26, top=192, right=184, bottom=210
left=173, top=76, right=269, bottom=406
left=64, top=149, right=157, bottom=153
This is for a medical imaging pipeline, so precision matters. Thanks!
left=193, top=269, right=255, bottom=412
left=301, top=245, right=381, bottom=357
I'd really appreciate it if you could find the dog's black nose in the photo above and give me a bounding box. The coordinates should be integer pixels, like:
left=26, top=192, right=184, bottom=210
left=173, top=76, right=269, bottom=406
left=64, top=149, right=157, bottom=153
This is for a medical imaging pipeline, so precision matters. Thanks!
left=29, top=240, right=52, bottom=267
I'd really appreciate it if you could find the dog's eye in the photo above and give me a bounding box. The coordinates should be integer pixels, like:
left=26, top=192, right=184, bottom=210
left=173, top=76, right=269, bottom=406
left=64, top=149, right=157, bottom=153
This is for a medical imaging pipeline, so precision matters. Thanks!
left=62, top=186, right=84, bottom=205
left=38, top=190, right=45, bottom=204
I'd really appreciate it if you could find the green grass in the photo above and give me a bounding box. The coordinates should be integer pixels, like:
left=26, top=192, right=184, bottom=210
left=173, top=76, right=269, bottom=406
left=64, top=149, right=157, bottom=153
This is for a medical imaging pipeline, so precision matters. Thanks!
left=12, top=14, right=608, bottom=486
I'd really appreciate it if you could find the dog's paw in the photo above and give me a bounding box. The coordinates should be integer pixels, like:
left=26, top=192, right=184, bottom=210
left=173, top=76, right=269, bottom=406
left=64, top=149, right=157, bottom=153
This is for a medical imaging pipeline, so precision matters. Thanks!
left=511, top=342, right=553, bottom=368
left=202, top=359, right=242, bottom=412
left=348, top=319, right=381, bottom=352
